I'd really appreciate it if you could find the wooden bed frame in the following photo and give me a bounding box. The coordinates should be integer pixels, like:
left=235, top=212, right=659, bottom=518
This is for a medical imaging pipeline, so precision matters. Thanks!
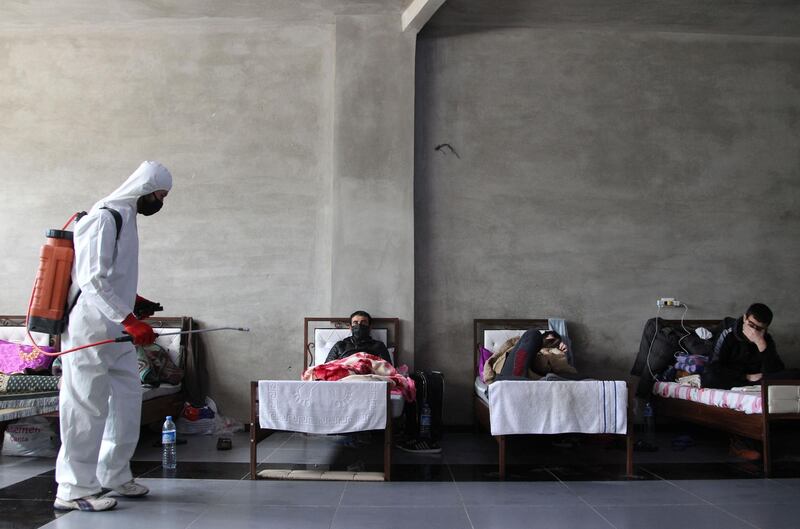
left=473, top=318, right=634, bottom=479
left=249, top=316, right=400, bottom=480
left=0, top=315, right=194, bottom=444
left=651, top=319, right=800, bottom=477
left=249, top=381, right=393, bottom=480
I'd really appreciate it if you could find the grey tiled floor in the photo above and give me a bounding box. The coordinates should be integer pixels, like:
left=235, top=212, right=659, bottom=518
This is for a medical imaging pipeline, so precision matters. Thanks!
left=2, top=429, right=800, bottom=529
left=23, top=477, right=800, bottom=529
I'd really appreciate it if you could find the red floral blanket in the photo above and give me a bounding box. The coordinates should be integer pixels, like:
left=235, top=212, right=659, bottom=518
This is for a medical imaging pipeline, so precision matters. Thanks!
left=302, top=353, right=416, bottom=402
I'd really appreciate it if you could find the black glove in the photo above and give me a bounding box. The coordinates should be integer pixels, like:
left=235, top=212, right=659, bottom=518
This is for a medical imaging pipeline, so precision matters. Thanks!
left=134, top=295, right=163, bottom=320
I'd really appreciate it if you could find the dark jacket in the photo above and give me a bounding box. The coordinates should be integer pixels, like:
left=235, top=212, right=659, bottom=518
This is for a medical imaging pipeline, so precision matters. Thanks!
left=702, top=317, right=784, bottom=389
left=325, top=336, right=392, bottom=365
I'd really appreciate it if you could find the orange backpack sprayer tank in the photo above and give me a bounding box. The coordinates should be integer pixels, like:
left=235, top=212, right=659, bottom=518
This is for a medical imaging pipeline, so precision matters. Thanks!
left=21, top=212, right=250, bottom=359
left=27, top=228, right=76, bottom=335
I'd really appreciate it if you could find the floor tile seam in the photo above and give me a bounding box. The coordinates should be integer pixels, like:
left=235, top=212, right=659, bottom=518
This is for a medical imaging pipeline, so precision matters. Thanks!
left=704, top=502, right=761, bottom=529
left=461, top=501, right=477, bottom=529
left=578, top=500, right=711, bottom=507
left=336, top=501, right=464, bottom=508
left=183, top=503, right=215, bottom=529
left=327, top=484, right=348, bottom=529
left=574, top=495, right=622, bottom=529
left=658, top=479, right=728, bottom=507
left=256, top=434, right=294, bottom=462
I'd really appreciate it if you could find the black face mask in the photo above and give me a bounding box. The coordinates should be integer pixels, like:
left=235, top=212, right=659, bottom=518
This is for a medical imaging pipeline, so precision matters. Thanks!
left=137, top=193, right=163, bottom=216
left=351, top=324, right=370, bottom=342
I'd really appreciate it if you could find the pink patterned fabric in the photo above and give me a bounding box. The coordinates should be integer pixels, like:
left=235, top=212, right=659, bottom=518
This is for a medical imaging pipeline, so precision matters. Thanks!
left=652, top=381, right=762, bottom=414
left=302, top=353, right=416, bottom=402
left=0, top=340, right=55, bottom=375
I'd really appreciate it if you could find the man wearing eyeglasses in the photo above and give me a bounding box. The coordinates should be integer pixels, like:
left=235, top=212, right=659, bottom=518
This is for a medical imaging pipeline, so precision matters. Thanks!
left=702, top=303, right=785, bottom=460
left=702, top=303, right=784, bottom=390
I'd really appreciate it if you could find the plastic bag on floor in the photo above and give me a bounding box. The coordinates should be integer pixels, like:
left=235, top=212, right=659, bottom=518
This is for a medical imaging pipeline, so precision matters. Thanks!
left=176, top=397, right=243, bottom=435
left=2, top=416, right=58, bottom=457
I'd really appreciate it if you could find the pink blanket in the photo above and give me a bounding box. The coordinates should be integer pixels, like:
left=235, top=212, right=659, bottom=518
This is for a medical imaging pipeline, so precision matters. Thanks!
left=302, top=353, right=416, bottom=402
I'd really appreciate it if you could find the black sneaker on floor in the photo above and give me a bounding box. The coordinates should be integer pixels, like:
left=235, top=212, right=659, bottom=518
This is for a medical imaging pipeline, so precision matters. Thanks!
left=396, top=439, right=442, bottom=454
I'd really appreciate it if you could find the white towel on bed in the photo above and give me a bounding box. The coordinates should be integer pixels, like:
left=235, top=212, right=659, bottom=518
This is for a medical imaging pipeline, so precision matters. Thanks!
left=258, top=380, right=388, bottom=434
left=488, top=380, right=627, bottom=436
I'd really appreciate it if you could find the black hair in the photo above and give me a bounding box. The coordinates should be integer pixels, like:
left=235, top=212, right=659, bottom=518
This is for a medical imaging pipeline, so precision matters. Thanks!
left=746, top=303, right=773, bottom=326
left=350, top=310, right=372, bottom=325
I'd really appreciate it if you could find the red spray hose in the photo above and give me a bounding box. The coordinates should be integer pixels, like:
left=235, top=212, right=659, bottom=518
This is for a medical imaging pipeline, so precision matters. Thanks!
left=22, top=212, right=249, bottom=358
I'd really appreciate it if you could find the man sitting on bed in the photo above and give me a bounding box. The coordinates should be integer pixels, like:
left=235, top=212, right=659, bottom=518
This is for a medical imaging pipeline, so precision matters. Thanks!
left=702, top=303, right=784, bottom=390
left=325, top=310, right=393, bottom=365
left=323, top=310, right=391, bottom=449
left=702, top=303, right=785, bottom=461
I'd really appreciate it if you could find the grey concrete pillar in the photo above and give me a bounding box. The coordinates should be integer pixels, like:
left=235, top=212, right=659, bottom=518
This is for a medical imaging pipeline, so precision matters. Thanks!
left=330, top=14, right=416, bottom=366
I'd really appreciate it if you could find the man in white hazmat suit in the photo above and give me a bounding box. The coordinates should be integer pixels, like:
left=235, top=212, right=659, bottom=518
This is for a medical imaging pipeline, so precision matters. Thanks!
left=54, top=161, right=172, bottom=512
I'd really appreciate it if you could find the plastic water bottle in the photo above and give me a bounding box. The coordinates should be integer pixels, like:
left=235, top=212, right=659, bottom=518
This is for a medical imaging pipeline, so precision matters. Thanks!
left=643, top=402, right=656, bottom=444
left=162, top=416, right=177, bottom=470
left=419, top=401, right=432, bottom=439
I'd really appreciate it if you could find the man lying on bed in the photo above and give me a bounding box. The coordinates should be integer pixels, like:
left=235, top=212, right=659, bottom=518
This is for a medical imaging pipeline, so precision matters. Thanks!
left=484, top=329, right=577, bottom=384
left=325, top=310, right=393, bottom=365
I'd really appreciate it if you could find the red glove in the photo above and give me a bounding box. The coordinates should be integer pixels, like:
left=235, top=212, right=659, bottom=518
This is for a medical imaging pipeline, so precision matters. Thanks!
left=122, top=314, right=156, bottom=346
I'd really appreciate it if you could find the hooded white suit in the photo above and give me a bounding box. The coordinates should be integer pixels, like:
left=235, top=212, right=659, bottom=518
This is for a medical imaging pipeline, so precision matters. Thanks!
left=56, top=161, right=172, bottom=500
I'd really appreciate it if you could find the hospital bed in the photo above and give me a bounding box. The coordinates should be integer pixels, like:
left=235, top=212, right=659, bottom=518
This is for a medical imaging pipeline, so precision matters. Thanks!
left=249, top=317, right=402, bottom=481
left=0, top=315, right=195, bottom=440
left=650, top=319, right=800, bottom=477
left=473, top=319, right=633, bottom=479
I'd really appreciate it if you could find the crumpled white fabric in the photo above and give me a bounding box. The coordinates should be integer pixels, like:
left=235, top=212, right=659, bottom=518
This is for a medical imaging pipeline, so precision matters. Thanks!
left=695, top=327, right=712, bottom=340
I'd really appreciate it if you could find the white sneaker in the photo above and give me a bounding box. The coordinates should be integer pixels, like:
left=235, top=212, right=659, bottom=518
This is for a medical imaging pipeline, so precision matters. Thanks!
left=111, top=480, right=149, bottom=497
left=53, top=495, right=117, bottom=512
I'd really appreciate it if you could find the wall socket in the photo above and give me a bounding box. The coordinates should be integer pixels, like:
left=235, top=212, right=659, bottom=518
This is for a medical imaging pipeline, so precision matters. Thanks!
left=657, top=298, right=682, bottom=308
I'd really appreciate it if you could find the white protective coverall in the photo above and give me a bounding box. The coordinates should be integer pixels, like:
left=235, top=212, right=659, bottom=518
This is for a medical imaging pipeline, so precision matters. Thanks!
left=56, top=161, right=172, bottom=500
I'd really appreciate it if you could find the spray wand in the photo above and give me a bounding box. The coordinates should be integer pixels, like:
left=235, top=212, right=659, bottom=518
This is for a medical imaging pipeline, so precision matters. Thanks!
left=25, top=326, right=250, bottom=358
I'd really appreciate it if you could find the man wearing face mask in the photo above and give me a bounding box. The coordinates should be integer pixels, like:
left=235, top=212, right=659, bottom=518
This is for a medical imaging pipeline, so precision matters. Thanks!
left=54, top=161, right=172, bottom=512
left=324, top=310, right=392, bottom=365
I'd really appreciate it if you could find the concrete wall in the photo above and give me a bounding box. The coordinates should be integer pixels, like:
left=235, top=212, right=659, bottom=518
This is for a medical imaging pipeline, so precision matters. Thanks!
left=415, top=8, right=800, bottom=423
left=331, top=15, right=416, bottom=361
left=0, top=4, right=415, bottom=420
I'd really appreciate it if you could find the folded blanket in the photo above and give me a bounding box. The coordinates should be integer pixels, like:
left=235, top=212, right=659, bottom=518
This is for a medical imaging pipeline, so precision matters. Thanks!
left=258, top=380, right=388, bottom=434
left=302, top=353, right=415, bottom=402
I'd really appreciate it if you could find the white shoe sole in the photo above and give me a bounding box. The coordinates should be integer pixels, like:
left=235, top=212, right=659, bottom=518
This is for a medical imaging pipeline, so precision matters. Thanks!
left=53, top=496, right=117, bottom=512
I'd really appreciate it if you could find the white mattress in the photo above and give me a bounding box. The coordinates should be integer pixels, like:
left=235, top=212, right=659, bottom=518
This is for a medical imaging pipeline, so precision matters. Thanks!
left=653, top=381, right=800, bottom=414
left=474, top=376, right=489, bottom=405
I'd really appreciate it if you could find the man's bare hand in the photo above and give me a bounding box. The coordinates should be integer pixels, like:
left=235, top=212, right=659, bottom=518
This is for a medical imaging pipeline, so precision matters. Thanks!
left=742, top=322, right=767, bottom=352
left=745, top=373, right=763, bottom=382
left=558, top=342, right=568, bottom=352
